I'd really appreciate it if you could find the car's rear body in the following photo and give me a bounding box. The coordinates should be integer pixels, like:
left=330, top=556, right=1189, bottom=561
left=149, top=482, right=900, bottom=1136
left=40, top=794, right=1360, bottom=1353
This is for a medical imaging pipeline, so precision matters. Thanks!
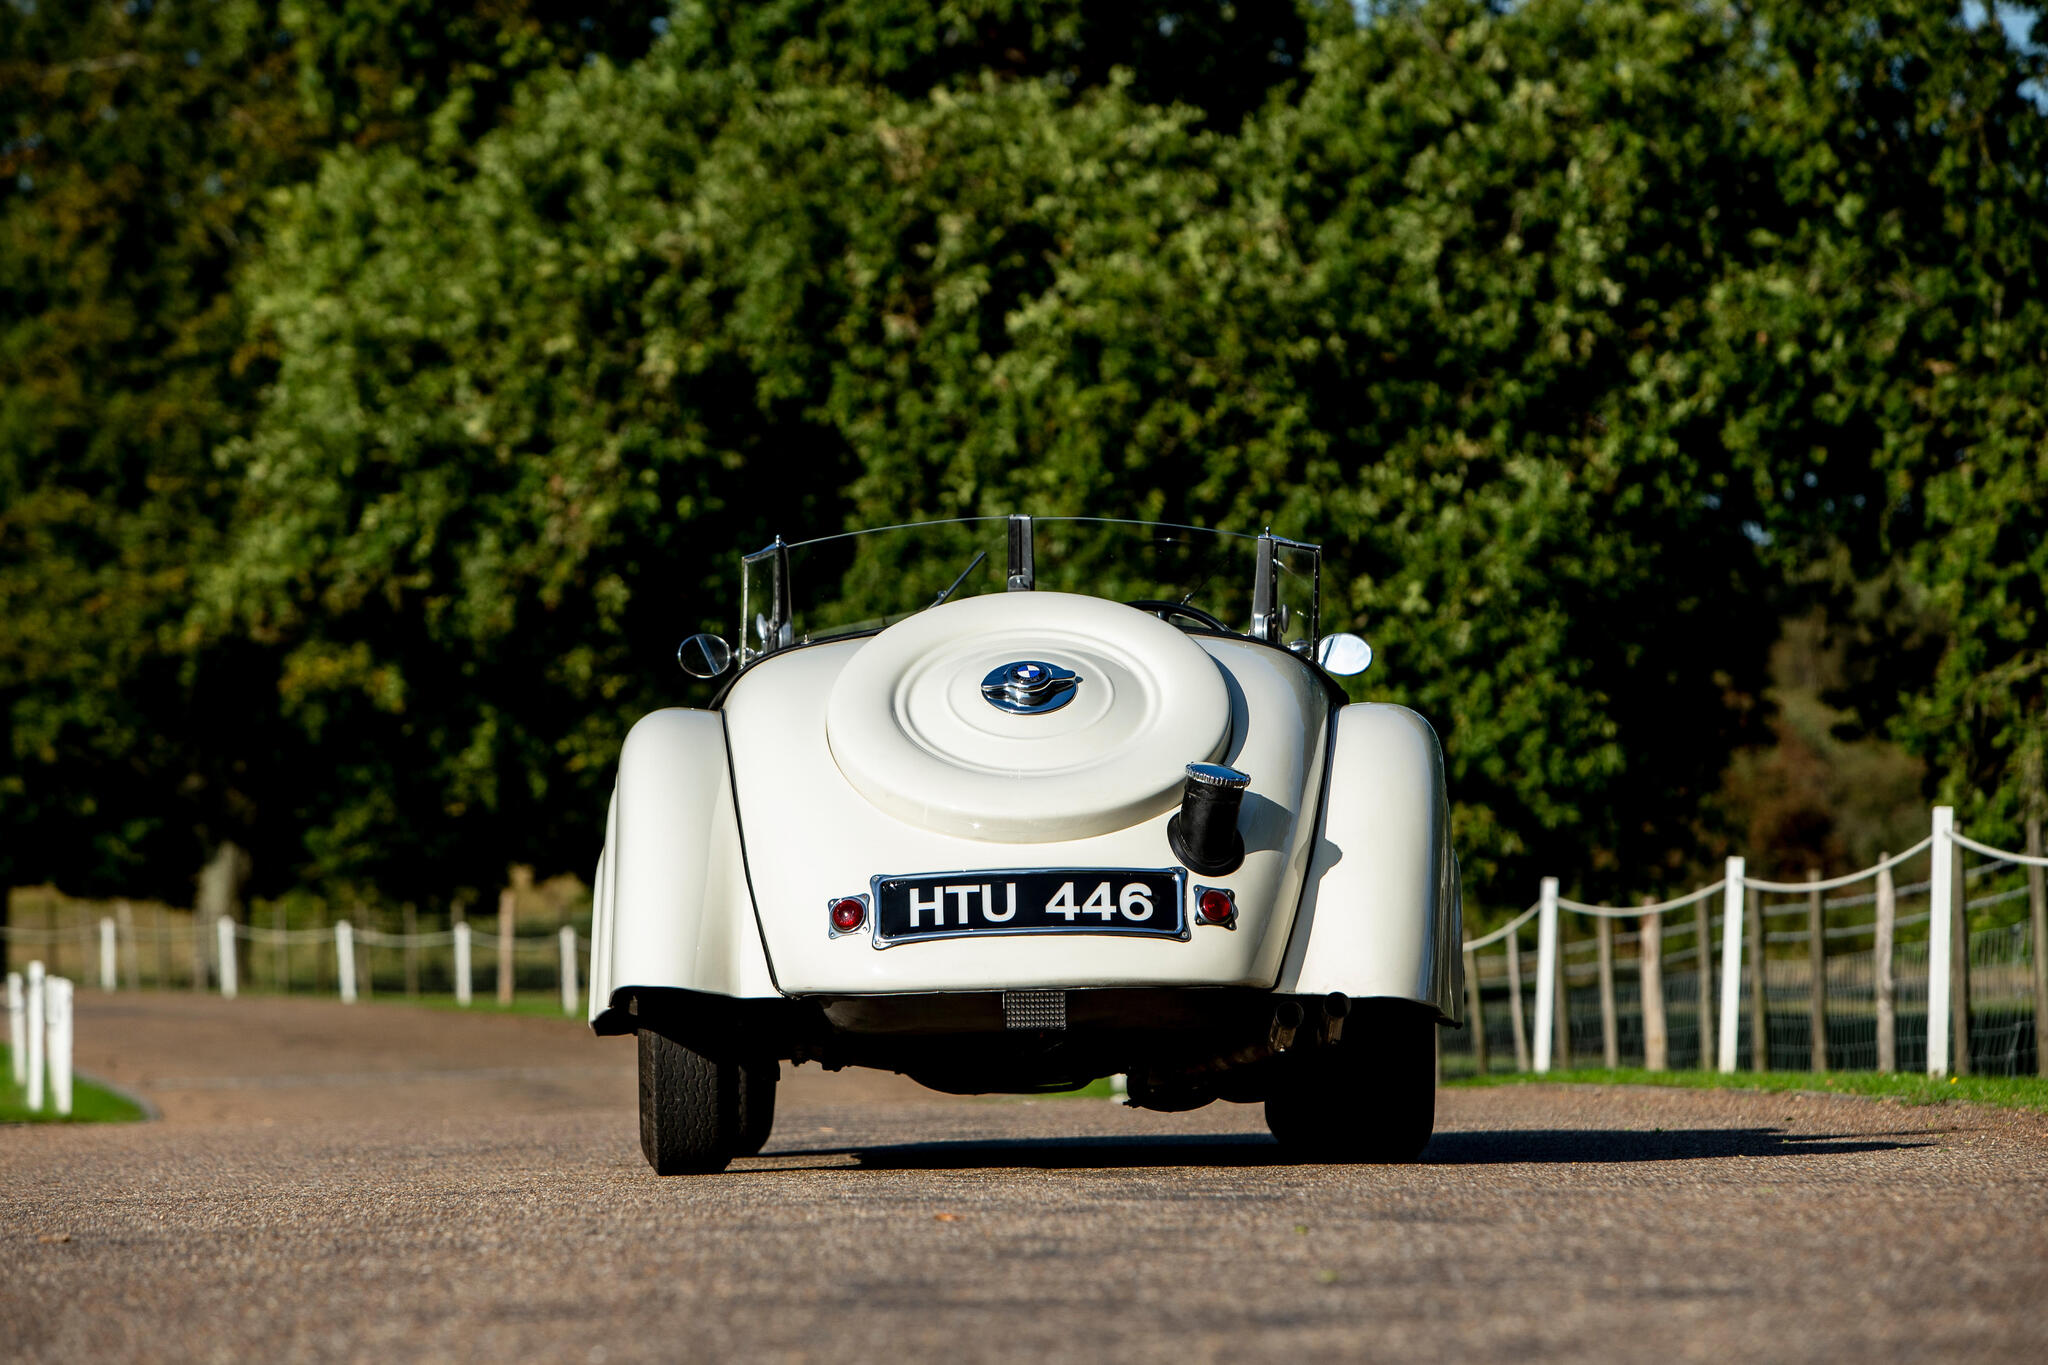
left=589, top=528, right=1462, bottom=1116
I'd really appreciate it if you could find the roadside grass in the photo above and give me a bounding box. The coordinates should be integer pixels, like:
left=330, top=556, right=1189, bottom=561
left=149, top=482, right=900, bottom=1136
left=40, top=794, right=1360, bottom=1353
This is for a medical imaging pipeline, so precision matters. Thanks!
left=1448, top=1066, right=2048, bottom=1116
left=357, top=991, right=584, bottom=1020
left=0, top=1045, right=149, bottom=1123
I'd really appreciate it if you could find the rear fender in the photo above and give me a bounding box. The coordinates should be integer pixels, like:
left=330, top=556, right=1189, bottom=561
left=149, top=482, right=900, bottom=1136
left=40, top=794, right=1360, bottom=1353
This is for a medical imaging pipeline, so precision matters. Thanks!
left=588, top=708, right=779, bottom=1032
left=1277, top=703, right=1463, bottom=1021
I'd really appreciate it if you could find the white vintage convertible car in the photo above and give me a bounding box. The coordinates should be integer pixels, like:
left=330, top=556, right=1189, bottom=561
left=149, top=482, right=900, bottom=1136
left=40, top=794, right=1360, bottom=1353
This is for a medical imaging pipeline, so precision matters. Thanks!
left=588, top=517, right=1462, bottom=1172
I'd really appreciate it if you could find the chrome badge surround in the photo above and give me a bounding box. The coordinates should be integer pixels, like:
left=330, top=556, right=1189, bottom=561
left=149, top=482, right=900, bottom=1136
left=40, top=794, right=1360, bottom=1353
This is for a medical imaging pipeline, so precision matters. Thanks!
left=979, top=659, right=1083, bottom=715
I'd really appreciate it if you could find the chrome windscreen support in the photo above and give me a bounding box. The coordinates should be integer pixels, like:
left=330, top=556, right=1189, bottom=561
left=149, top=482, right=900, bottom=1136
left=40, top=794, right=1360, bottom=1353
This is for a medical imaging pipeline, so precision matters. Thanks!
left=1301, top=545, right=1321, bottom=658
left=1251, top=530, right=1321, bottom=648
left=1251, top=532, right=1279, bottom=642
left=1007, top=514, right=1034, bottom=591
left=740, top=536, right=792, bottom=659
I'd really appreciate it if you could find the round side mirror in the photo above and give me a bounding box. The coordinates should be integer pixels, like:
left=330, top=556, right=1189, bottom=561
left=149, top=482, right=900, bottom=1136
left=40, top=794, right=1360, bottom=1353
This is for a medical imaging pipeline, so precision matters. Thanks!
left=677, top=633, right=734, bottom=679
left=1316, top=633, right=1372, bottom=676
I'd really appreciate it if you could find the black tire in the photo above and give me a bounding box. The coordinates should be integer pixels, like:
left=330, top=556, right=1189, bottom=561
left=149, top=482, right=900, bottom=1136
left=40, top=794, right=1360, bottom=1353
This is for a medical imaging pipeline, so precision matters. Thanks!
left=637, top=1028, right=742, bottom=1175
left=1264, top=1003, right=1437, bottom=1162
left=734, top=1057, right=778, bottom=1157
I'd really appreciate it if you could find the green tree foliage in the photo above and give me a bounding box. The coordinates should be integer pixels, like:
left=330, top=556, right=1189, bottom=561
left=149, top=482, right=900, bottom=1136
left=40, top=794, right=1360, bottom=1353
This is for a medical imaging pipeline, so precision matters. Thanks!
left=204, top=0, right=1787, bottom=899
left=1626, top=0, right=2048, bottom=840
left=7, top=0, right=2045, bottom=915
left=666, top=0, right=1324, bottom=125
left=0, top=0, right=665, bottom=896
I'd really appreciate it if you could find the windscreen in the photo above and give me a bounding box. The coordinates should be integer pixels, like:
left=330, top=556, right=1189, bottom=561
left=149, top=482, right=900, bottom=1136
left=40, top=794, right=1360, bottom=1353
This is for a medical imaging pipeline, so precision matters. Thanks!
left=740, top=518, right=1009, bottom=658
left=739, top=517, right=1318, bottom=661
left=1030, top=518, right=1260, bottom=633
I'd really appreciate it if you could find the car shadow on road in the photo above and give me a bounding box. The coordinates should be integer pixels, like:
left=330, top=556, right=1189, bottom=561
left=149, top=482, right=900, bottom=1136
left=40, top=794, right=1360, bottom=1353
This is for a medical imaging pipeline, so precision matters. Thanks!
left=1421, top=1126, right=1931, bottom=1165
left=752, top=1126, right=1929, bottom=1172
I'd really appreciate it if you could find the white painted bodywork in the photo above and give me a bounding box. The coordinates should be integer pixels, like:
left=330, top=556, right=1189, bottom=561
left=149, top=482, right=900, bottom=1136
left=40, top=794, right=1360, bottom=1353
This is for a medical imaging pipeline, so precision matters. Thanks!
left=586, top=709, right=777, bottom=1010
left=588, top=595, right=1459, bottom=1021
left=731, top=631, right=1326, bottom=993
left=1276, top=703, right=1463, bottom=1016
left=827, top=593, right=1232, bottom=841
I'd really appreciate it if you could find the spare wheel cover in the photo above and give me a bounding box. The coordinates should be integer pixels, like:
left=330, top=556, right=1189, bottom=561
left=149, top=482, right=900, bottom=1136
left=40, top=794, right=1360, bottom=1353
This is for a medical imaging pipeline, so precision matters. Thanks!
left=825, top=592, right=1232, bottom=842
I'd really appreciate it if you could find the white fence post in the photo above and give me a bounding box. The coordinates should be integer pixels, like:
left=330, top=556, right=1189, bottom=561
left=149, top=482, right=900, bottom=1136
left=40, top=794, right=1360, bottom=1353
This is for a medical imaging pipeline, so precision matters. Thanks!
left=454, top=921, right=473, bottom=1007
left=99, top=917, right=118, bottom=992
left=336, top=921, right=357, bottom=1004
left=5, top=971, right=25, bottom=1087
left=26, top=960, right=46, bottom=1111
left=48, top=977, right=73, bottom=1117
left=216, top=917, right=238, bottom=1000
left=559, top=926, right=578, bottom=1017
left=1717, top=857, right=1744, bottom=1074
left=1533, top=878, right=1559, bottom=1073
left=6, top=972, right=23, bottom=1086
left=1928, top=806, right=1954, bottom=1077
left=1875, top=858, right=1897, bottom=1073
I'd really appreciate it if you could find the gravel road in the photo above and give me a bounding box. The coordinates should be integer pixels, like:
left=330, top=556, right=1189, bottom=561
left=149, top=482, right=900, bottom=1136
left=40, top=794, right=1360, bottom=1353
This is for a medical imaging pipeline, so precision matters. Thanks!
left=4, top=994, right=2045, bottom=1363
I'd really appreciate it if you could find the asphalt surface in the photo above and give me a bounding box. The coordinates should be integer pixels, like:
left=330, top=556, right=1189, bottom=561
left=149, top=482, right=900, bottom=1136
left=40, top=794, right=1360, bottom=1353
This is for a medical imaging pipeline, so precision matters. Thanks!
left=4, top=995, right=2046, bottom=1363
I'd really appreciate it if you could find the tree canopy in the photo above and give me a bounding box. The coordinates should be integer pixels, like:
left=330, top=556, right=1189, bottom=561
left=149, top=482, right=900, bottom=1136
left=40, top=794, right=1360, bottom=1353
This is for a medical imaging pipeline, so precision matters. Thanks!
left=4, top=0, right=2044, bottom=917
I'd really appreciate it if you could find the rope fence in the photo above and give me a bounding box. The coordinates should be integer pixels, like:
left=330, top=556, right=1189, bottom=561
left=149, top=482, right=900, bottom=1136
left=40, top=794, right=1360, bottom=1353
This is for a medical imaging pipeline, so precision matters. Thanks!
left=11, top=803, right=2044, bottom=1082
left=1449, top=805, right=2048, bottom=1080
left=1, top=907, right=590, bottom=1018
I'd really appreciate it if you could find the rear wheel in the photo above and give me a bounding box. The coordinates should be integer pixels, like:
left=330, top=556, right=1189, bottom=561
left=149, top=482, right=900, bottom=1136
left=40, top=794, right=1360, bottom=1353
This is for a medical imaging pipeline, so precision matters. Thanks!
left=1264, top=1002, right=1437, bottom=1162
left=638, top=1029, right=766, bottom=1175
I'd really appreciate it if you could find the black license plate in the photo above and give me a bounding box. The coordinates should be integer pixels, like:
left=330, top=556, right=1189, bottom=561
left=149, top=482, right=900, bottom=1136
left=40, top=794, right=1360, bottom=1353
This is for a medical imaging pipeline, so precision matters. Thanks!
left=871, top=869, right=1187, bottom=946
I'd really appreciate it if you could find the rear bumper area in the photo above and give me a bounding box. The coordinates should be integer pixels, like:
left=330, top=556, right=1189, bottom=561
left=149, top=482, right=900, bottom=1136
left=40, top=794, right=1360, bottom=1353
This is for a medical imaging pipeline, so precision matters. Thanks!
left=607, top=985, right=1447, bottom=1108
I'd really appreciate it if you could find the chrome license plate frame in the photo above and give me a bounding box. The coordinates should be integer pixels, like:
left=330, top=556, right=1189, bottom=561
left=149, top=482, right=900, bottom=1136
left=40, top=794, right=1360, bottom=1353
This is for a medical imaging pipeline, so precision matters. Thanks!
left=868, top=868, right=1188, bottom=947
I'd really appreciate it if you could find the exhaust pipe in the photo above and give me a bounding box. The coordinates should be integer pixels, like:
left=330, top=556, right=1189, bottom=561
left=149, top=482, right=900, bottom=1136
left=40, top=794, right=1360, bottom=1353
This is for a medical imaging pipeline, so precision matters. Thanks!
left=1269, top=1000, right=1305, bottom=1052
left=1168, top=762, right=1249, bottom=876
left=1323, top=992, right=1351, bottom=1044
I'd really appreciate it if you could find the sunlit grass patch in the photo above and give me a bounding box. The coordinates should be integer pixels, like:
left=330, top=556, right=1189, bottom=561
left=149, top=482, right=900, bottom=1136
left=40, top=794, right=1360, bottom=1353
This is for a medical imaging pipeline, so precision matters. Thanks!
left=0, top=1045, right=149, bottom=1123
left=1448, top=1066, right=2048, bottom=1116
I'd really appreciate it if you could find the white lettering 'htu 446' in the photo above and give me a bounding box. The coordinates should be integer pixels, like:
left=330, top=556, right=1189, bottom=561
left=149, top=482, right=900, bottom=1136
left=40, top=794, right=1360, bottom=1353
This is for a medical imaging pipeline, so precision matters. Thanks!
left=984, top=884, right=1017, bottom=922
left=911, top=883, right=1022, bottom=927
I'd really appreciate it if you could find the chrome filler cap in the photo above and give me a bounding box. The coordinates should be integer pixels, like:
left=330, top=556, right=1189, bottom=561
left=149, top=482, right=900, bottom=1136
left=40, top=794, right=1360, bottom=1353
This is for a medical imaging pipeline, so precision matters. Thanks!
left=1184, top=761, right=1251, bottom=789
left=980, top=659, right=1083, bottom=715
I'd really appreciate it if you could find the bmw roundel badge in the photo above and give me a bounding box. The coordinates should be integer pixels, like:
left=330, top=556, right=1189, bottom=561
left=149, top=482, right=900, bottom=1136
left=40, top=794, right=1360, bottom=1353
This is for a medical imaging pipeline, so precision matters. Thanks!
left=980, top=659, right=1082, bottom=715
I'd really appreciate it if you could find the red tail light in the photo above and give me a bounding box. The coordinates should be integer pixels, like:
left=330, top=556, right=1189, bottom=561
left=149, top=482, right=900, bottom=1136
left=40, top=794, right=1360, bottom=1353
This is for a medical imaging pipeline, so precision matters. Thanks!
left=1196, top=887, right=1236, bottom=926
left=830, top=897, right=866, bottom=932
